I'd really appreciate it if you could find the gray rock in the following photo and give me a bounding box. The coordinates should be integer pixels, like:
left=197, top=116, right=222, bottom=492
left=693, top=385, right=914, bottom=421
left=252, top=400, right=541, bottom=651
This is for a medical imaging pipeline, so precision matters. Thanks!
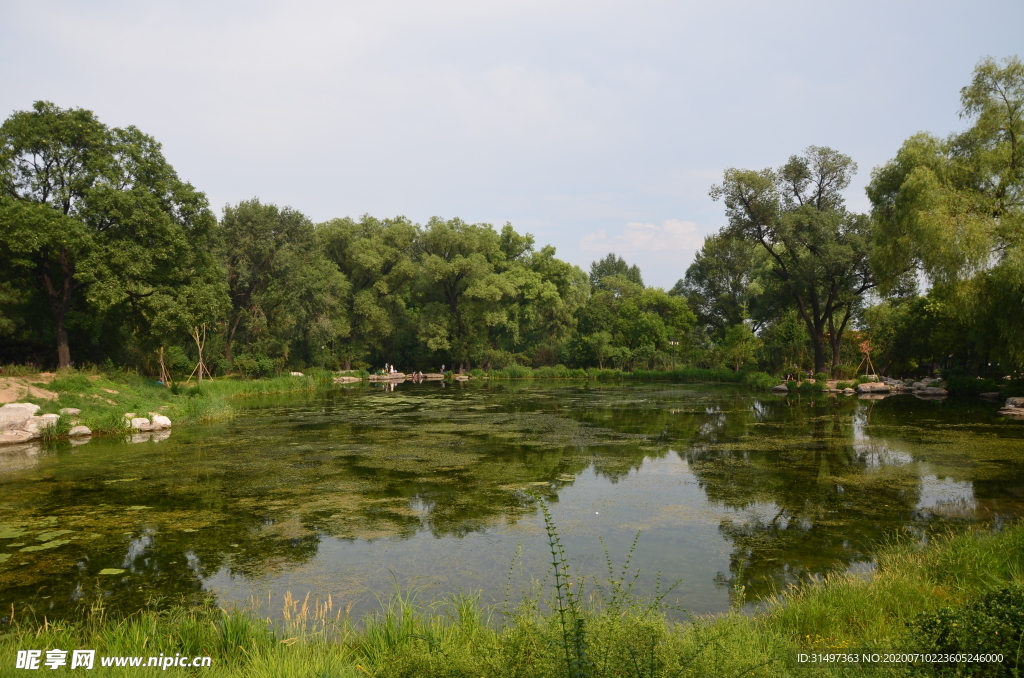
left=22, top=416, right=57, bottom=434
left=1006, top=397, right=1024, bottom=409
left=842, top=388, right=856, bottom=395
left=916, top=387, right=949, bottom=397
left=68, top=425, right=92, bottom=437
left=60, top=407, right=82, bottom=416
left=856, top=382, right=890, bottom=393
left=0, top=403, right=39, bottom=430
left=290, top=371, right=304, bottom=376
left=0, top=430, right=36, bottom=445
left=130, top=417, right=154, bottom=431
left=771, top=384, right=789, bottom=393
left=979, top=392, right=1001, bottom=400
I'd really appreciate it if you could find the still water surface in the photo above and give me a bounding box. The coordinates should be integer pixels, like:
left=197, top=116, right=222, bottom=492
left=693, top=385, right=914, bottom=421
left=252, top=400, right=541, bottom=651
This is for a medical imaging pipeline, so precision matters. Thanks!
left=1, top=382, right=1023, bottom=621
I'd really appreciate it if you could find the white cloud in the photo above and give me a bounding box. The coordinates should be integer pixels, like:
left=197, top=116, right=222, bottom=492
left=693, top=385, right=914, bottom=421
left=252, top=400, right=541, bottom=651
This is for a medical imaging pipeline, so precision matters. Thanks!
left=581, top=219, right=705, bottom=258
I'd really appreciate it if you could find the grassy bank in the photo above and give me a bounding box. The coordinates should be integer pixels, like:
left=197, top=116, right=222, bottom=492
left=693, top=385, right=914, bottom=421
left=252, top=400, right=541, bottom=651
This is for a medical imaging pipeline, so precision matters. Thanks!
left=2, top=522, right=1021, bottom=677
left=7, top=368, right=348, bottom=437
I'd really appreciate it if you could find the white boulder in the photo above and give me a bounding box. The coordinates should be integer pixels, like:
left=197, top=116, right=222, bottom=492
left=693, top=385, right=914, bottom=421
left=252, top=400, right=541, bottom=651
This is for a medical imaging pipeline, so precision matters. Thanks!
left=68, top=425, right=92, bottom=437
left=150, top=414, right=172, bottom=429
left=0, top=403, right=40, bottom=430
left=130, top=417, right=154, bottom=431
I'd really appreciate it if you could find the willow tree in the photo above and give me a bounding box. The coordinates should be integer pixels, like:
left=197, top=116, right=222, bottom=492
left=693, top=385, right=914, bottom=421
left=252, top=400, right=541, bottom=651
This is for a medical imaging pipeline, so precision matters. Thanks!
left=0, top=101, right=222, bottom=368
left=711, top=147, right=876, bottom=374
left=868, top=56, right=1024, bottom=372
left=220, top=200, right=350, bottom=368
left=317, top=215, right=417, bottom=370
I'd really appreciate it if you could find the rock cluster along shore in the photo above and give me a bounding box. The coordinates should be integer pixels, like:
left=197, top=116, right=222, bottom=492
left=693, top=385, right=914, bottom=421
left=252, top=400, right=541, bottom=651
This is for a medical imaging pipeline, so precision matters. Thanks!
left=1000, top=397, right=1024, bottom=418
left=0, top=403, right=172, bottom=447
left=772, top=376, right=949, bottom=398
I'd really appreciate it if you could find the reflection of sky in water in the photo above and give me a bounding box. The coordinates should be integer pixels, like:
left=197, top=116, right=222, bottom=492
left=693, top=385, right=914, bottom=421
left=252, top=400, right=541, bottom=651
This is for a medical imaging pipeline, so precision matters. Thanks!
left=915, top=474, right=977, bottom=516
left=204, top=450, right=738, bottom=620
left=853, top=407, right=914, bottom=467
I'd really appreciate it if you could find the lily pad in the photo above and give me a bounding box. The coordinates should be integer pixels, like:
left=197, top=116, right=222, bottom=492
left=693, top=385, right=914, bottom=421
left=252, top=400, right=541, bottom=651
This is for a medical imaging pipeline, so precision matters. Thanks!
left=20, top=539, right=71, bottom=552
left=98, top=568, right=125, bottom=575
left=126, top=506, right=152, bottom=511
left=36, top=529, right=73, bottom=541
left=0, top=554, right=10, bottom=563
left=0, top=527, right=27, bottom=539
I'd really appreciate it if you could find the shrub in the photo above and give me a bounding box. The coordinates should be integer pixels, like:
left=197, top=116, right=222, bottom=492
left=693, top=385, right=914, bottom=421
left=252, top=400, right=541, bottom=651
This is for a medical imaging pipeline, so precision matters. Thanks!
left=742, top=371, right=778, bottom=390
left=910, top=586, right=1024, bottom=676
left=813, top=372, right=830, bottom=384
left=946, top=375, right=1000, bottom=396
left=234, top=353, right=275, bottom=378
left=787, top=380, right=799, bottom=391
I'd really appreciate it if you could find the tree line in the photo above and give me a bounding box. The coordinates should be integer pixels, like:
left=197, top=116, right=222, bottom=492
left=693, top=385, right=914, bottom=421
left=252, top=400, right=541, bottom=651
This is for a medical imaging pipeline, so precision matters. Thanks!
left=1, top=56, right=1020, bottom=381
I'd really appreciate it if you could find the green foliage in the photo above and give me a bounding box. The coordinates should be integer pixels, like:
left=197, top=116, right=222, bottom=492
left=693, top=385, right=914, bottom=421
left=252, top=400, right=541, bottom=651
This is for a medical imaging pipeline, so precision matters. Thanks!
left=590, top=252, right=643, bottom=290
left=868, top=56, right=1024, bottom=374
left=221, top=199, right=349, bottom=370
left=910, top=587, right=1024, bottom=676
left=946, top=375, right=1000, bottom=396
left=233, top=353, right=276, bottom=378
left=0, top=101, right=225, bottom=369
left=711, top=146, right=876, bottom=374
left=673, top=232, right=767, bottom=338
left=741, top=371, right=778, bottom=390
left=813, top=372, right=830, bottom=383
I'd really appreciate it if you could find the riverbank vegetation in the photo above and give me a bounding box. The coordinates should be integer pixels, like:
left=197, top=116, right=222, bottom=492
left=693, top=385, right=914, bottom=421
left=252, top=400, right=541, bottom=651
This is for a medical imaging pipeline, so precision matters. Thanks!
left=1, top=56, right=1021, bottom=390
left=2, top=367, right=350, bottom=435
left=2, top=518, right=1021, bottom=677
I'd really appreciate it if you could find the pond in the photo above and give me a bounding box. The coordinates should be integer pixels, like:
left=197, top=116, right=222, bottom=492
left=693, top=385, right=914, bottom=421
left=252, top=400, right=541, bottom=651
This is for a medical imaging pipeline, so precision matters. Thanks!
left=1, top=382, right=1023, bottom=623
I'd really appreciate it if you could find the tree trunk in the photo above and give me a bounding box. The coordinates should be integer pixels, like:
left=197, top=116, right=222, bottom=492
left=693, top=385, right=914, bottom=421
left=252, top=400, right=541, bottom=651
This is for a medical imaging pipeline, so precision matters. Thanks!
left=344, top=356, right=351, bottom=371
left=55, top=316, right=71, bottom=369
left=810, top=331, right=826, bottom=375
left=224, top=313, right=243, bottom=367
left=40, top=250, right=77, bottom=370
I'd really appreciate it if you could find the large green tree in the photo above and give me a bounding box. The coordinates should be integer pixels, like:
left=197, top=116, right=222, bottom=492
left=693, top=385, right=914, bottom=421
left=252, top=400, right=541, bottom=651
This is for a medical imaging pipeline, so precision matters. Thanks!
left=711, top=146, right=876, bottom=374
left=673, top=231, right=766, bottom=337
left=317, top=215, right=417, bottom=370
left=414, top=217, right=508, bottom=371
left=868, top=56, right=1024, bottom=372
left=0, top=101, right=223, bottom=368
left=220, top=200, right=349, bottom=367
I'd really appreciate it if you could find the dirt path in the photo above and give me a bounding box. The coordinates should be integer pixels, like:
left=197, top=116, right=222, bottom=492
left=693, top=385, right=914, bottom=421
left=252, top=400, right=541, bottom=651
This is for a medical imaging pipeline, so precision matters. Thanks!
left=0, top=376, right=58, bottom=403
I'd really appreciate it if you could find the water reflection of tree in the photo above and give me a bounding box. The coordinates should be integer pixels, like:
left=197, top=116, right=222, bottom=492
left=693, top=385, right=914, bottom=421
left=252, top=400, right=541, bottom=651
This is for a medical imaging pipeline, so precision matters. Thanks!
left=682, top=396, right=924, bottom=600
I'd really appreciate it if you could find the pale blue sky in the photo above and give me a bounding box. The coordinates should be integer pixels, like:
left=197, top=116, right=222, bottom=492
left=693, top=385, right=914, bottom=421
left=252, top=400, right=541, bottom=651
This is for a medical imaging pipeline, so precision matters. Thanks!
left=2, top=0, right=1021, bottom=288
